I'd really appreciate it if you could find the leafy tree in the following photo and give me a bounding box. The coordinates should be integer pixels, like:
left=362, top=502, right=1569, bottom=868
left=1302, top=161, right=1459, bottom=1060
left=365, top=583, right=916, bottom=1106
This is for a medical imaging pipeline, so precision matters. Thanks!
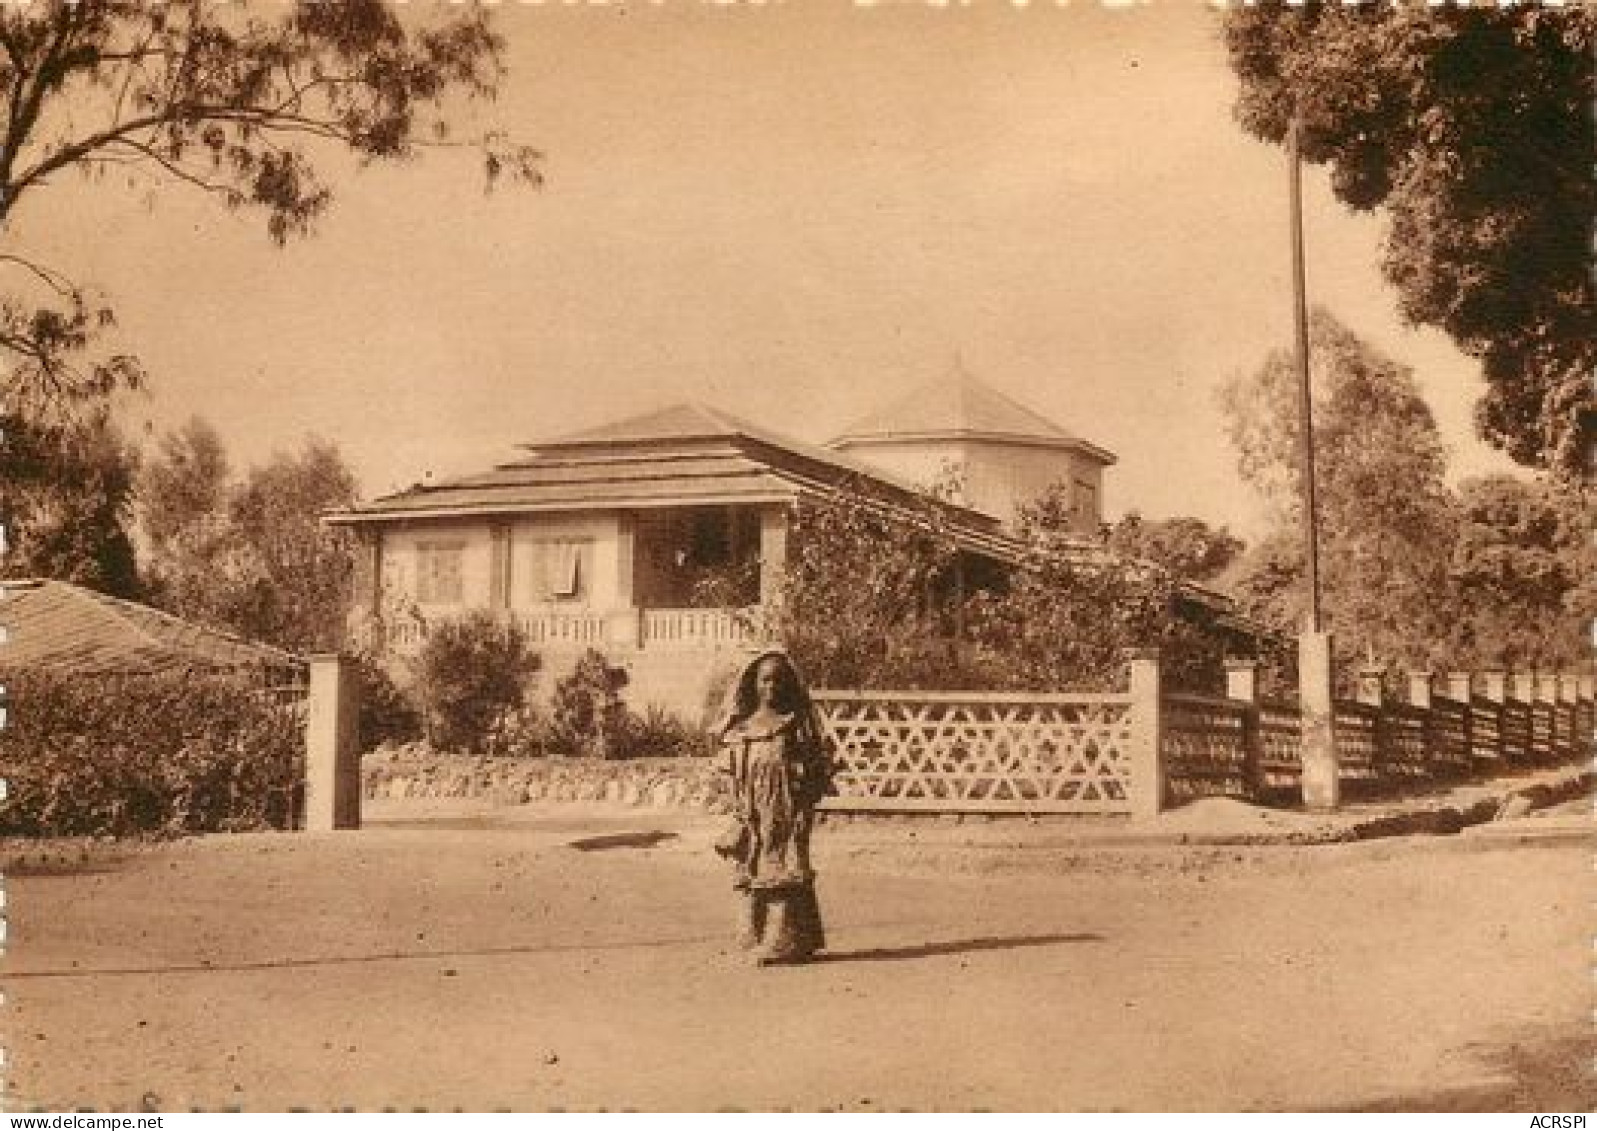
left=965, top=486, right=1226, bottom=693
left=1442, top=475, right=1595, bottom=671
left=1219, top=309, right=1457, bottom=669
left=138, top=416, right=234, bottom=620
left=0, top=407, right=140, bottom=595
left=1108, top=513, right=1244, bottom=585
left=0, top=1, right=538, bottom=575
left=770, top=480, right=967, bottom=690
left=225, top=438, right=359, bottom=652
left=1224, top=5, right=1595, bottom=476
left=137, top=424, right=359, bottom=652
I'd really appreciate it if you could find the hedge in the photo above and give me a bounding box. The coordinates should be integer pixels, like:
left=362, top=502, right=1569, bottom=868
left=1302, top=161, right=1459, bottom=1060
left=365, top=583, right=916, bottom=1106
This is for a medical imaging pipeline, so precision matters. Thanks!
left=0, top=668, right=303, bottom=837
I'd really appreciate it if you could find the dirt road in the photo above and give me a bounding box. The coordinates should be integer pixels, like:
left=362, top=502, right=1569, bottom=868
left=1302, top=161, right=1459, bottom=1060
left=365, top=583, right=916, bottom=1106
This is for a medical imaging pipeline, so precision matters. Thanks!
left=4, top=808, right=1590, bottom=1111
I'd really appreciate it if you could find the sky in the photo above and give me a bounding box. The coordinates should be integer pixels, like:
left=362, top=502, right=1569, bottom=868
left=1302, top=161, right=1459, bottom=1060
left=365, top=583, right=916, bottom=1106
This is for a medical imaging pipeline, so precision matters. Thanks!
left=25, top=0, right=1521, bottom=538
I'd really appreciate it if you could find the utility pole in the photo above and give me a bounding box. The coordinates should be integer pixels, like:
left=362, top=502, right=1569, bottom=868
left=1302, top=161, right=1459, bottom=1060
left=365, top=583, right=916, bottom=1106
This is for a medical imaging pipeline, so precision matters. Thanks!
left=1288, top=114, right=1338, bottom=811
left=1288, top=115, right=1324, bottom=634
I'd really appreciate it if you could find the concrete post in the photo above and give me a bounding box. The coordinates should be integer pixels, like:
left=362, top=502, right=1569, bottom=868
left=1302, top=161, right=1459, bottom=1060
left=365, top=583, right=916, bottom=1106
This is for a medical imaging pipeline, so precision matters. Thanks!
left=1444, top=672, right=1473, bottom=703
left=1355, top=666, right=1384, bottom=708
left=1407, top=671, right=1434, bottom=710
left=1558, top=674, right=1580, bottom=704
left=1126, top=651, right=1164, bottom=819
left=1299, top=630, right=1339, bottom=811
left=1512, top=671, right=1537, bottom=705
left=1579, top=675, right=1595, bottom=703
left=1481, top=671, right=1508, bottom=704
left=757, top=505, right=789, bottom=611
left=306, top=654, right=361, bottom=832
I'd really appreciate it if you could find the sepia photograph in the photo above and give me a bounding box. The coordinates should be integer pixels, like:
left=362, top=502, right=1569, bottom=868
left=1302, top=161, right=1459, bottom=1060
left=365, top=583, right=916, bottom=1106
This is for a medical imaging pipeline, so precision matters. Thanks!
left=0, top=0, right=1591, bottom=1113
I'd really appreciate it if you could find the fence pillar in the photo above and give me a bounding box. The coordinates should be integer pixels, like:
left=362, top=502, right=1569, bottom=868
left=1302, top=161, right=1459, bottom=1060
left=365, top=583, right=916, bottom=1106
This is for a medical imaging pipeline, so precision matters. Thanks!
left=1407, top=671, right=1434, bottom=710
left=1580, top=676, right=1595, bottom=703
left=1445, top=672, right=1472, bottom=703
left=306, top=654, right=361, bottom=832
left=1299, top=630, right=1339, bottom=811
left=1355, top=666, right=1384, bottom=707
left=1512, top=671, right=1538, bottom=705
left=1482, top=671, right=1508, bottom=704
left=1126, top=651, right=1165, bottom=819
left=1225, top=658, right=1259, bottom=704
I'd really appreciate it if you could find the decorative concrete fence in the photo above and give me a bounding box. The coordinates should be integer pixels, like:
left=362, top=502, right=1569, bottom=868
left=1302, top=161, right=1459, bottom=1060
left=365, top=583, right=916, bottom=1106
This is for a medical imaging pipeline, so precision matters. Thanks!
left=813, top=657, right=1162, bottom=816
left=814, top=658, right=1595, bottom=816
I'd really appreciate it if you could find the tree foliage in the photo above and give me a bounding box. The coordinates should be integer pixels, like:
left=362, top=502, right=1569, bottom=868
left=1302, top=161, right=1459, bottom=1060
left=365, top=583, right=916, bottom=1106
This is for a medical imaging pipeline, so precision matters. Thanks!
left=0, top=0, right=538, bottom=520
left=1220, top=309, right=1457, bottom=669
left=138, top=422, right=359, bottom=652
left=0, top=407, right=140, bottom=595
left=965, top=486, right=1227, bottom=693
left=767, top=480, right=1230, bottom=694
left=1441, top=474, right=1595, bottom=671
left=1225, top=5, right=1595, bottom=476
left=1107, top=513, right=1244, bottom=585
left=769, top=480, right=967, bottom=690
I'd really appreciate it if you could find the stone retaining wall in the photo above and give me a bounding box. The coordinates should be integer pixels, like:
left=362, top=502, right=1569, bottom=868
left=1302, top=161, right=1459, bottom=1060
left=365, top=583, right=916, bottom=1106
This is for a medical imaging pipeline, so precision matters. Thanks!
left=362, top=745, right=730, bottom=811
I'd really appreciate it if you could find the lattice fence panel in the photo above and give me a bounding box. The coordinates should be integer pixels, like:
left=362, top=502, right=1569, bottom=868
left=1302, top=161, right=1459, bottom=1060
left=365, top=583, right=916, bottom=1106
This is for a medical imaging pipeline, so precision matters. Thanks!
left=1163, top=693, right=1251, bottom=801
left=813, top=691, right=1137, bottom=814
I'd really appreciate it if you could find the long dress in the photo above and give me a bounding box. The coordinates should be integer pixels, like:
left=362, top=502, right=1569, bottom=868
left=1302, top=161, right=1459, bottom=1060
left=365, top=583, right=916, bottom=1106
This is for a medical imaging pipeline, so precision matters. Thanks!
left=720, top=710, right=828, bottom=961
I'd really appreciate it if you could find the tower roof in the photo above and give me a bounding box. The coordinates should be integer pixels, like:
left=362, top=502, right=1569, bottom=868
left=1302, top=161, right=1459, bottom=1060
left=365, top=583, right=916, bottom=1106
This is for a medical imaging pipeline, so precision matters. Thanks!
left=829, top=359, right=1114, bottom=465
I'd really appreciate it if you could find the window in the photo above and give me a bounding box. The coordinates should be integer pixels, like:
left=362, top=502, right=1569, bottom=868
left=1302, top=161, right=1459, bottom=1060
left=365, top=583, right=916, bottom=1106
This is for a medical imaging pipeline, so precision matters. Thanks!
left=415, top=542, right=465, bottom=605
left=530, top=539, right=590, bottom=602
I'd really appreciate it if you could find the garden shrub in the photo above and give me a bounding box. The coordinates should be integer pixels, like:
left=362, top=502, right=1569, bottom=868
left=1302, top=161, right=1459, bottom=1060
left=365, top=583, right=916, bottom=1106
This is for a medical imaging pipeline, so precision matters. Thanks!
left=411, top=611, right=541, bottom=754
left=0, top=668, right=303, bottom=837
left=549, top=649, right=628, bottom=757
left=611, top=703, right=713, bottom=760
left=352, top=652, right=423, bottom=751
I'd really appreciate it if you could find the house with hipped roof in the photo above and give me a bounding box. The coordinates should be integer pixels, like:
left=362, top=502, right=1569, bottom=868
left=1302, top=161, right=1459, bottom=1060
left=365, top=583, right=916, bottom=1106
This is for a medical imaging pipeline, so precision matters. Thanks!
left=328, top=365, right=1246, bottom=712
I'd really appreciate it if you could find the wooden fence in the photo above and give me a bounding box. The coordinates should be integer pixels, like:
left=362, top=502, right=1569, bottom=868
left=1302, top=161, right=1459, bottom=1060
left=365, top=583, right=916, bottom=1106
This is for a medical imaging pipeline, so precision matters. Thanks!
left=815, top=664, right=1594, bottom=815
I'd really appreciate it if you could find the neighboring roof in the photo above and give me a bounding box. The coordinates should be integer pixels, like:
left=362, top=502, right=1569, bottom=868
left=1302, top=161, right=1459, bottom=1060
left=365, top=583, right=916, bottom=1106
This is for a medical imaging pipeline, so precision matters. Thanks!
left=829, top=360, right=1116, bottom=466
left=0, top=579, right=303, bottom=678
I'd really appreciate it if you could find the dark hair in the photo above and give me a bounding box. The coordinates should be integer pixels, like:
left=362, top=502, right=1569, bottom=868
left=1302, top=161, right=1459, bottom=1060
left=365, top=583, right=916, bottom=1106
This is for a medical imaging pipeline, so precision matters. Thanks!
left=726, top=651, right=806, bottom=721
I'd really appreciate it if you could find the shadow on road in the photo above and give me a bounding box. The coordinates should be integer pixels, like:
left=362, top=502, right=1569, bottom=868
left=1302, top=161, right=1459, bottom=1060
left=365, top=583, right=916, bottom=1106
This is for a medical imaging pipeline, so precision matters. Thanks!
left=567, top=831, right=680, bottom=852
left=819, top=932, right=1103, bottom=964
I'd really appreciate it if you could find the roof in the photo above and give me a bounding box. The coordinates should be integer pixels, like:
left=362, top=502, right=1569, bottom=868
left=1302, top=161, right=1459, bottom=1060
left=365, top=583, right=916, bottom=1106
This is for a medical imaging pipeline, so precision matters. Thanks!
left=829, top=360, right=1116, bottom=465
left=328, top=400, right=1018, bottom=557
left=0, top=579, right=303, bottom=678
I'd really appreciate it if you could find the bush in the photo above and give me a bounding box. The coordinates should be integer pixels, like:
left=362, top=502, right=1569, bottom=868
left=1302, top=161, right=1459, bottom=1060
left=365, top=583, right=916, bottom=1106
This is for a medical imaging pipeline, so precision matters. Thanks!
left=412, top=612, right=540, bottom=754
left=611, top=704, right=713, bottom=760
left=353, top=653, right=423, bottom=751
left=0, top=669, right=303, bottom=837
left=549, top=649, right=628, bottom=757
